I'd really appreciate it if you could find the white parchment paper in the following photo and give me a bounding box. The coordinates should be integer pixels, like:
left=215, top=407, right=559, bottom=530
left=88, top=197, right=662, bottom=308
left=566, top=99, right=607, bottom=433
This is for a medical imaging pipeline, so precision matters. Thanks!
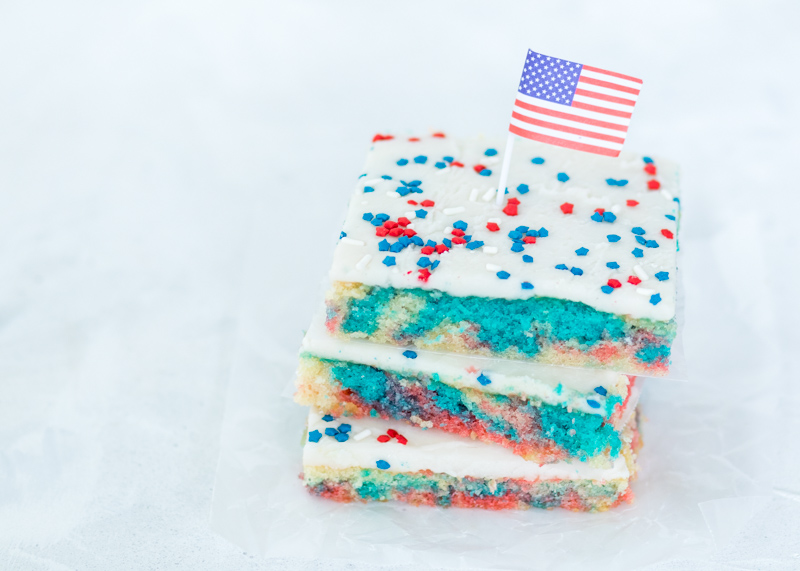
left=209, top=196, right=781, bottom=570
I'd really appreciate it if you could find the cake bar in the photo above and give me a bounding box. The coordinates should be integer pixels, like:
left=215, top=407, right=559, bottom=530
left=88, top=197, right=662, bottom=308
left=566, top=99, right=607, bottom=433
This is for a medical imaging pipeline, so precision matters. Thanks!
left=325, top=135, right=680, bottom=375
left=296, top=312, right=640, bottom=466
left=302, top=408, right=640, bottom=512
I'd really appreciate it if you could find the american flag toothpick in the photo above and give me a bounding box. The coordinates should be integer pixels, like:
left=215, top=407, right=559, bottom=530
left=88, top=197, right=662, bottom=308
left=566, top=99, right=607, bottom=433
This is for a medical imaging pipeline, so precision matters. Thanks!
left=496, top=49, right=643, bottom=205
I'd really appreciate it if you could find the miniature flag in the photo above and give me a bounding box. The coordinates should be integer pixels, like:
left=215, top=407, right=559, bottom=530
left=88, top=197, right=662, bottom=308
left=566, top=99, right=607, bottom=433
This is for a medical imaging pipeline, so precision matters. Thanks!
left=510, top=49, right=642, bottom=157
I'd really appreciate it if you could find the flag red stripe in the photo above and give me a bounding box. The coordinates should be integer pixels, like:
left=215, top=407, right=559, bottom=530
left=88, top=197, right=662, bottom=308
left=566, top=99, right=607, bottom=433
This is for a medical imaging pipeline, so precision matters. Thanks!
left=509, top=124, right=620, bottom=157
left=513, top=99, right=629, bottom=132
left=511, top=112, right=626, bottom=144
left=571, top=101, right=633, bottom=119
left=581, top=65, right=643, bottom=84
left=578, top=76, right=641, bottom=96
left=574, top=88, right=636, bottom=106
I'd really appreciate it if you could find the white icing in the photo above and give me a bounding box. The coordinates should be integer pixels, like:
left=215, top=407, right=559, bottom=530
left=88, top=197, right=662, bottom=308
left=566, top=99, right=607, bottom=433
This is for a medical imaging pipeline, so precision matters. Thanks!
left=303, top=409, right=631, bottom=481
left=301, top=311, right=634, bottom=418
left=330, top=136, right=679, bottom=321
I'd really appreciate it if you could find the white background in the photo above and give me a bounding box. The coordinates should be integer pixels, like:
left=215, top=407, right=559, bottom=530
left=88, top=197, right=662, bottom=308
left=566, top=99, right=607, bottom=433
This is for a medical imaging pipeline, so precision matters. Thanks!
left=1, top=1, right=799, bottom=569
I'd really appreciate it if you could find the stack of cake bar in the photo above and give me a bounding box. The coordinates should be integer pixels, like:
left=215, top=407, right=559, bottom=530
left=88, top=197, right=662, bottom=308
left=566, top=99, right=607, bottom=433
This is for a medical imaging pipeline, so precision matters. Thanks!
left=294, top=134, right=680, bottom=512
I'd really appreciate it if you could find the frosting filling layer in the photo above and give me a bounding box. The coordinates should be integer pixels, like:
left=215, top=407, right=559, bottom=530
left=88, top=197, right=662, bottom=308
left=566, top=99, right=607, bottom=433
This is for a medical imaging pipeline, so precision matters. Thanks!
left=303, top=409, right=636, bottom=481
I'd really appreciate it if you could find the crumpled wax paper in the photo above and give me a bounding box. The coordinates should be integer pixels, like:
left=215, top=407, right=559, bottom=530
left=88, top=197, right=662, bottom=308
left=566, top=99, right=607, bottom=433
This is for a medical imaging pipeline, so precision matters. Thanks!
left=208, top=196, right=778, bottom=570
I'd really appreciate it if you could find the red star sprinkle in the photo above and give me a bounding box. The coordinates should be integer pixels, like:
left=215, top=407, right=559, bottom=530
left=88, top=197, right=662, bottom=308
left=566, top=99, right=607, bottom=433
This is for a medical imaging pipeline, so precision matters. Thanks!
left=503, top=204, right=518, bottom=216
left=421, top=246, right=434, bottom=255
left=451, top=228, right=465, bottom=237
left=560, top=202, right=574, bottom=214
left=397, top=217, right=411, bottom=227
left=435, top=244, right=449, bottom=254
left=408, top=137, right=420, bottom=142
left=626, top=200, right=639, bottom=207
left=432, top=132, right=446, bottom=138
left=451, top=236, right=466, bottom=245
left=376, top=227, right=389, bottom=237
left=387, top=429, right=398, bottom=438
left=507, top=198, right=520, bottom=205
left=407, top=200, right=418, bottom=205
left=628, top=276, right=641, bottom=285
left=473, top=164, right=486, bottom=173
left=450, top=161, right=464, bottom=167
left=661, top=229, right=674, bottom=239
left=420, top=199, right=435, bottom=207
left=396, top=434, right=408, bottom=445
left=486, top=222, right=500, bottom=232
left=595, top=208, right=605, bottom=214
left=377, top=435, right=391, bottom=443
left=403, top=228, right=417, bottom=237
left=417, top=268, right=431, bottom=282
left=389, top=228, right=404, bottom=237
left=608, top=279, right=622, bottom=288
left=523, top=236, right=536, bottom=244
left=644, top=163, right=657, bottom=175
left=372, top=134, right=394, bottom=142
left=647, top=180, right=661, bottom=190
left=383, top=220, right=398, bottom=229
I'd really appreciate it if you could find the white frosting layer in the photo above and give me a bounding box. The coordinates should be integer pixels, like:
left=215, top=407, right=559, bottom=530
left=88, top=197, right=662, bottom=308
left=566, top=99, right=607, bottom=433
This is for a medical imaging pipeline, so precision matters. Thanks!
left=302, top=310, right=632, bottom=418
left=330, top=135, right=679, bottom=321
left=304, top=409, right=631, bottom=481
